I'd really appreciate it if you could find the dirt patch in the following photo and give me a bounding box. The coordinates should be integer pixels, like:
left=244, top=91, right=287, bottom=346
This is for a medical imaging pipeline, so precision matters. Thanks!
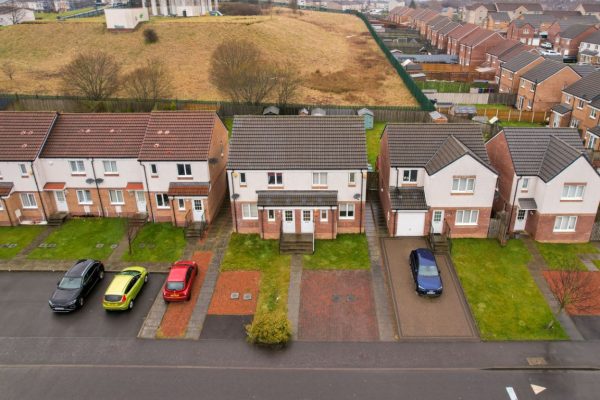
left=543, top=271, right=600, bottom=316
left=208, top=271, right=260, bottom=315
left=156, top=251, right=212, bottom=338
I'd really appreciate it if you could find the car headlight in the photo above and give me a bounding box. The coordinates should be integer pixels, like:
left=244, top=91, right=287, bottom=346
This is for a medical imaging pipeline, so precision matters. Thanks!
left=48, top=300, right=53, bottom=306
left=66, top=299, right=77, bottom=306
left=437, top=287, right=443, bottom=291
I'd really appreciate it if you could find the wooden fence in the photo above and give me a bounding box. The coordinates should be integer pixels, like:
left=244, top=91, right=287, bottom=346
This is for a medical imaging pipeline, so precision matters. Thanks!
left=478, top=107, right=550, bottom=124
left=423, top=71, right=496, bottom=83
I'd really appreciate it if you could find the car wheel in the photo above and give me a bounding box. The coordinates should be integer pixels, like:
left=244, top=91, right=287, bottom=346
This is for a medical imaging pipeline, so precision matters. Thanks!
left=99, top=270, right=104, bottom=280
left=78, top=297, right=84, bottom=308
left=144, top=274, right=148, bottom=283
left=129, top=300, right=134, bottom=310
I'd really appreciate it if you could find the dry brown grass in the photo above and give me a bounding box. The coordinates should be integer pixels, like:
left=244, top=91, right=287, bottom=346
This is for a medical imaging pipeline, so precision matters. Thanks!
left=0, top=10, right=417, bottom=106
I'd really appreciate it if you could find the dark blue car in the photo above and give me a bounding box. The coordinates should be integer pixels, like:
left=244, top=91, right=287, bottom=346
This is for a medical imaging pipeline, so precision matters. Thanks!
left=409, top=248, right=443, bottom=297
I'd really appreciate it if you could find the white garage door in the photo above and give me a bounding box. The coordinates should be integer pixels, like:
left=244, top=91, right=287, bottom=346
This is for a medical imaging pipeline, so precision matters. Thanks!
left=396, top=212, right=426, bottom=236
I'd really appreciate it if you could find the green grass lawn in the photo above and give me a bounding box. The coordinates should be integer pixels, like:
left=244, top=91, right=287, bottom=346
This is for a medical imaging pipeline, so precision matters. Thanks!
left=535, top=242, right=598, bottom=271
left=474, top=104, right=511, bottom=111
left=28, top=218, right=126, bottom=261
left=221, top=233, right=291, bottom=314
left=0, top=226, right=45, bottom=259
left=452, top=239, right=567, bottom=340
left=303, top=234, right=370, bottom=270
left=594, top=260, right=600, bottom=269
left=499, top=121, right=546, bottom=128
left=223, top=117, right=233, bottom=138
left=35, top=7, right=96, bottom=21
left=366, top=121, right=386, bottom=168
left=121, top=223, right=186, bottom=263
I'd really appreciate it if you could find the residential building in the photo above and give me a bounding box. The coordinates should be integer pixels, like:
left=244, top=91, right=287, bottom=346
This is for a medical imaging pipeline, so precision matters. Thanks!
left=378, top=124, right=497, bottom=238
left=550, top=71, right=600, bottom=137
left=482, top=40, right=525, bottom=77
left=486, top=11, right=510, bottom=32
left=546, top=16, right=599, bottom=43
left=575, top=3, right=600, bottom=19
left=227, top=116, right=368, bottom=240
left=150, top=0, right=218, bottom=17
left=0, top=4, right=35, bottom=26
left=447, top=23, right=479, bottom=56
left=578, top=30, right=600, bottom=64
left=435, top=21, right=461, bottom=52
left=553, top=24, right=599, bottom=61
left=458, top=28, right=503, bottom=67
left=486, top=128, right=600, bottom=243
left=463, top=3, right=494, bottom=26
left=497, top=51, right=544, bottom=94
left=424, top=15, right=448, bottom=41
left=494, top=2, right=543, bottom=20
left=506, top=15, right=557, bottom=46
left=427, top=16, right=452, bottom=44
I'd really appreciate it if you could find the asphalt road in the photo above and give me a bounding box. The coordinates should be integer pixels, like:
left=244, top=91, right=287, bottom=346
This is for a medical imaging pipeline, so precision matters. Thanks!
left=0, top=271, right=162, bottom=338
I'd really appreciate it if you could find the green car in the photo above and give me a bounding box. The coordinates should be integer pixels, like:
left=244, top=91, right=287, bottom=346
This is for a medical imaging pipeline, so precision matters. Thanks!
left=102, top=266, right=149, bottom=311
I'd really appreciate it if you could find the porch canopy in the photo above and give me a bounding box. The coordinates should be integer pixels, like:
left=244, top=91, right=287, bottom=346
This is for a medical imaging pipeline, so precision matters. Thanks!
left=518, top=197, right=538, bottom=211
left=257, top=190, right=338, bottom=208
left=0, top=182, right=14, bottom=197
left=43, top=182, right=65, bottom=191
left=168, top=182, right=209, bottom=197
left=389, top=187, right=428, bottom=210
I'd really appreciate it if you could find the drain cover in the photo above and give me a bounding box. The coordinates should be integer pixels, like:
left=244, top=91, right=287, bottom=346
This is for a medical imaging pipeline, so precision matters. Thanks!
left=243, top=293, right=252, bottom=301
left=347, top=294, right=356, bottom=302
left=230, top=292, right=240, bottom=300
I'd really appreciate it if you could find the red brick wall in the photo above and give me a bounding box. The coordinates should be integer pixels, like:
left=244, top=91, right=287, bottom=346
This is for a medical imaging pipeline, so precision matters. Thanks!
left=527, top=213, right=595, bottom=243
left=517, top=68, right=581, bottom=112
left=1, top=192, right=46, bottom=225
left=426, top=207, right=492, bottom=238
left=485, top=131, right=515, bottom=213
left=378, top=131, right=394, bottom=236
left=206, top=118, right=229, bottom=224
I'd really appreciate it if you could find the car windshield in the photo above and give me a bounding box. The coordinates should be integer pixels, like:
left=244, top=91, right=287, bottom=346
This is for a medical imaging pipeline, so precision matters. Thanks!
left=58, top=277, right=82, bottom=289
left=119, top=271, right=140, bottom=276
left=166, top=281, right=184, bottom=291
left=418, top=264, right=439, bottom=277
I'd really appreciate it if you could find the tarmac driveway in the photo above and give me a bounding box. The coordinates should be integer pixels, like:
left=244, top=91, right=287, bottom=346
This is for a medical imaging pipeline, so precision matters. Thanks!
left=382, top=238, right=478, bottom=339
left=0, top=271, right=162, bottom=338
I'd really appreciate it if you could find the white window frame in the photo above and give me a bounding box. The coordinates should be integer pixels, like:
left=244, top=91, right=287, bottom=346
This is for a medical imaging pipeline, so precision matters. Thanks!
left=455, top=210, right=479, bottom=225
left=587, top=132, right=598, bottom=149
left=76, top=190, right=93, bottom=205
left=150, top=164, right=158, bottom=176
left=590, top=108, right=597, bottom=119
left=339, top=203, right=355, bottom=220
left=267, top=172, right=283, bottom=186
left=178, top=198, right=185, bottom=211
left=520, top=78, right=526, bottom=88
left=452, top=177, right=475, bottom=193
left=176, top=163, right=192, bottom=177
left=565, top=94, right=571, bottom=104
left=561, top=184, right=585, bottom=200
left=242, top=203, right=258, bottom=220
left=108, top=189, right=124, bottom=205
left=577, top=99, right=585, bottom=110
left=402, top=169, right=418, bottom=183
left=18, top=163, right=27, bottom=176
left=553, top=216, right=577, bottom=232
left=320, top=209, right=328, bottom=222
left=0, top=201, right=3, bottom=211
left=312, top=172, right=328, bottom=186
left=239, top=172, right=246, bottom=185
left=570, top=118, right=580, bottom=128
left=103, top=160, right=118, bottom=174
left=267, top=209, right=275, bottom=221
left=20, top=193, right=37, bottom=209
left=348, top=172, right=356, bottom=185
left=521, top=178, right=529, bottom=191
left=155, top=193, right=170, bottom=209
left=69, top=160, right=85, bottom=174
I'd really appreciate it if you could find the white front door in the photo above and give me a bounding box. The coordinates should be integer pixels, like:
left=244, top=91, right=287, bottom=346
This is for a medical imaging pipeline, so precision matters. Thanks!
left=301, top=210, right=313, bottom=233
left=192, top=199, right=204, bottom=222
left=135, top=191, right=146, bottom=213
left=396, top=212, right=426, bottom=236
left=432, top=210, right=444, bottom=234
left=514, top=209, right=527, bottom=231
left=282, top=210, right=295, bottom=233
left=54, top=191, right=68, bottom=212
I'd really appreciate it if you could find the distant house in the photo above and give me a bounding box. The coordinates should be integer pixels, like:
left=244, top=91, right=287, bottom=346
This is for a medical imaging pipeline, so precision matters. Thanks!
left=0, top=4, right=35, bottom=26
left=546, top=16, right=600, bottom=43
left=553, top=24, right=598, bottom=61
left=447, top=23, right=479, bottom=56
left=482, top=40, right=525, bottom=77
left=428, top=17, right=453, bottom=46
left=104, top=5, right=149, bottom=30
left=494, top=2, right=543, bottom=20
left=578, top=30, right=600, bottom=64
left=497, top=51, right=544, bottom=94
left=575, top=3, right=600, bottom=19
left=486, top=12, right=510, bottom=32
left=457, top=28, right=503, bottom=68
left=435, top=21, right=461, bottom=52
left=463, top=3, right=495, bottom=27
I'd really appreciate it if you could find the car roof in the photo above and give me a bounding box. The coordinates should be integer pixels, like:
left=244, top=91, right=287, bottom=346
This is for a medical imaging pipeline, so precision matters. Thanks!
left=65, top=259, right=96, bottom=277
left=168, top=264, right=189, bottom=281
left=415, top=248, right=436, bottom=263
left=105, top=274, right=133, bottom=295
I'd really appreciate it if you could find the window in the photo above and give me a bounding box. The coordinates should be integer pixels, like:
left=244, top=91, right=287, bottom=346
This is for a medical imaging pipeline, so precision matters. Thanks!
left=455, top=210, right=479, bottom=225
left=150, top=164, right=158, bottom=175
left=178, top=198, right=185, bottom=211
left=590, top=109, right=597, bottom=119
left=521, top=178, right=529, bottom=191
left=69, top=160, right=85, bottom=174
left=108, top=190, right=124, bottom=205
left=517, top=209, right=526, bottom=221
left=177, top=163, right=192, bottom=177
left=570, top=118, right=580, bottom=128
left=587, top=133, right=598, bottom=150
left=76, top=190, right=92, bottom=205
left=267, top=172, right=283, bottom=186
left=339, top=203, right=355, bottom=219
left=577, top=99, right=585, bottom=109
left=20, top=193, right=37, bottom=208
left=452, top=177, right=475, bottom=193
left=0, top=201, right=3, bottom=210
left=527, top=99, right=533, bottom=110
left=18, top=163, right=27, bottom=176
left=239, top=172, right=246, bottom=185
left=155, top=193, right=169, bottom=208
left=553, top=216, right=577, bottom=232
left=520, top=78, right=525, bottom=88
left=103, top=160, right=118, bottom=174
left=320, top=209, right=328, bottom=222
left=312, top=172, right=328, bottom=186
left=403, top=169, right=418, bottom=183
left=242, top=203, right=258, bottom=219
left=530, top=82, right=536, bottom=92
left=508, top=71, right=514, bottom=80
left=561, top=184, right=585, bottom=200
left=565, top=95, right=571, bottom=104
left=267, top=209, right=275, bottom=221
left=348, top=172, right=356, bottom=185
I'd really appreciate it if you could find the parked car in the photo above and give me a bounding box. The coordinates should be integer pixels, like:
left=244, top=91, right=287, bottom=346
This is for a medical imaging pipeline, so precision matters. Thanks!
left=540, top=42, right=553, bottom=49
left=409, top=249, right=443, bottom=297
left=163, top=260, right=198, bottom=302
left=49, top=259, right=104, bottom=312
left=541, top=49, right=560, bottom=56
left=102, top=266, right=149, bottom=311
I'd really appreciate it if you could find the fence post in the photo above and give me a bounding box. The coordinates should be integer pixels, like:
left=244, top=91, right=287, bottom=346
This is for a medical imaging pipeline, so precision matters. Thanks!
left=508, top=108, right=512, bottom=122
left=543, top=111, right=547, bottom=123
left=518, top=109, right=522, bottom=121
left=531, top=111, right=535, bottom=123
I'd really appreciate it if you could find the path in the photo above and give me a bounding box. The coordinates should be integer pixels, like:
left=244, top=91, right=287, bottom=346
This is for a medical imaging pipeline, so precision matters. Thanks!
left=287, top=255, right=303, bottom=340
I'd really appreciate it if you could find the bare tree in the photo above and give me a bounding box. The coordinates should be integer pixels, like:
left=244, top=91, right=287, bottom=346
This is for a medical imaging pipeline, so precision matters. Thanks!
left=275, top=63, right=302, bottom=106
left=210, top=40, right=278, bottom=104
left=2, top=0, right=29, bottom=25
left=290, top=0, right=298, bottom=13
left=61, top=51, right=121, bottom=101
left=124, top=58, right=172, bottom=110
left=546, top=270, right=597, bottom=329
left=1, top=62, right=17, bottom=81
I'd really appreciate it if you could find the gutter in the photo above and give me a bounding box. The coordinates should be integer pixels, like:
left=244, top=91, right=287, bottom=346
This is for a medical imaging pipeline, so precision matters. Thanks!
left=30, top=161, right=48, bottom=222
left=90, top=158, right=105, bottom=217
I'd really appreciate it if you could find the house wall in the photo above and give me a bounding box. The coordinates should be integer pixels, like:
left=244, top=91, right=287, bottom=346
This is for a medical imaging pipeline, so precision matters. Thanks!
left=485, top=131, right=516, bottom=213
left=527, top=212, right=596, bottom=243
left=498, top=57, right=544, bottom=94
left=104, top=7, right=149, bottom=30
left=571, top=98, right=600, bottom=134
left=141, top=161, right=210, bottom=193
left=424, top=206, right=492, bottom=238
left=555, top=27, right=599, bottom=58
left=378, top=131, right=394, bottom=236
left=205, top=118, right=229, bottom=224
left=0, top=9, right=35, bottom=26
left=0, top=191, right=45, bottom=225
left=517, top=68, right=581, bottom=112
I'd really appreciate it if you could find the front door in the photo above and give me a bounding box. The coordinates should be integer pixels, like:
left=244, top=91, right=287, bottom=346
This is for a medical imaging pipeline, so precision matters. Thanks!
left=135, top=191, right=146, bottom=213
left=432, top=210, right=444, bottom=234
left=192, top=199, right=204, bottom=222
left=54, top=191, right=68, bottom=212
left=514, top=209, right=527, bottom=231
left=517, top=96, right=524, bottom=110
left=282, top=210, right=295, bottom=233
left=301, top=210, right=313, bottom=233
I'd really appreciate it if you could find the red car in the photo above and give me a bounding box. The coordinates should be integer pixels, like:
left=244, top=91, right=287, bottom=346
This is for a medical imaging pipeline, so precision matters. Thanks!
left=162, top=260, right=198, bottom=302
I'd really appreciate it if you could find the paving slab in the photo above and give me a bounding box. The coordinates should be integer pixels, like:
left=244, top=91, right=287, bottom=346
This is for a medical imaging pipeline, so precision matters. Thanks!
left=287, top=255, right=303, bottom=340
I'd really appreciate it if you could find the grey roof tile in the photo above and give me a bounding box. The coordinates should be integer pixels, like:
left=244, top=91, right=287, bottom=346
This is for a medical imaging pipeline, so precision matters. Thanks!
left=501, top=51, right=542, bottom=72
left=389, top=187, right=428, bottom=210
left=521, top=59, right=571, bottom=83
left=563, top=70, right=600, bottom=101
left=256, top=190, right=338, bottom=207
left=425, top=135, right=483, bottom=175
left=559, top=24, right=596, bottom=39
left=582, top=30, right=600, bottom=45
left=589, top=126, right=600, bottom=136
left=551, top=104, right=572, bottom=115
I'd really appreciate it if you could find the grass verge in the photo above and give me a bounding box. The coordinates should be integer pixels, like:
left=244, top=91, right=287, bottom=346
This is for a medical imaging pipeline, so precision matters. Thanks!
left=223, top=117, right=233, bottom=138
left=121, top=223, right=186, bottom=263
left=535, top=242, right=598, bottom=271
left=0, top=226, right=46, bottom=259
left=28, top=218, right=126, bottom=260
left=303, top=234, right=370, bottom=270
left=452, top=239, right=567, bottom=340
left=366, top=121, right=386, bottom=168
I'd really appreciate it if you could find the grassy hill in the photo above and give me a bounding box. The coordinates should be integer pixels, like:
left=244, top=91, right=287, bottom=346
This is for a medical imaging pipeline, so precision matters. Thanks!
left=0, top=9, right=416, bottom=106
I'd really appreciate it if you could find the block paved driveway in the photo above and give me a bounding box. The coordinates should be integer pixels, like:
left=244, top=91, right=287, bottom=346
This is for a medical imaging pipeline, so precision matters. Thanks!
left=0, top=271, right=162, bottom=338
left=382, top=238, right=478, bottom=339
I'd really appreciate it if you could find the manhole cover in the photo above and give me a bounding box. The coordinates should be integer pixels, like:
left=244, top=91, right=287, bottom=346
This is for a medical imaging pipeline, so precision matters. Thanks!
left=110, top=244, right=118, bottom=249
left=526, top=357, right=547, bottom=366
left=47, top=243, right=56, bottom=248
left=332, top=294, right=340, bottom=302
left=138, top=243, right=145, bottom=248
left=7, top=244, right=17, bottom=248
left=38, top=243, right=47, bottom=248
left=230, top=292, right=240, bottom=300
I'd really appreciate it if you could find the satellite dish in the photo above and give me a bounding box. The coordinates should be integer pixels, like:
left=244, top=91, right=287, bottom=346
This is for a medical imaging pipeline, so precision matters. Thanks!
left=85, top=178, right=95, bottom=184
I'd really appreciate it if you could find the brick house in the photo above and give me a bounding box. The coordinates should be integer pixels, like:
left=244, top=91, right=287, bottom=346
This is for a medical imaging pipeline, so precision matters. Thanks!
left=418, top=11, right=441, bottom=36
left=486, top=128, right=600, bottom=243
left=550, top=71, right=600, bottom=137
left=425, top=15, right=449, bottom=42
left=227, top=116, right=367, bottom=242
left=435, top=21, right=461, bottom=52
left=457, top=28, right=503, bottom=67
left=0, top=112, right=57, bottom=226
left=482, top=40, right=525, bottom=77
left=505, top=15, right=557, bottom=46
left=547, top=16, right=600, bottom=43
left=497, top=51, right=544, bottom=94
left=463, top=3, right=494, bottom=26
left=578, top=30, right=600, bottom=64
left=515, top=60, right=583, bottom=112
left=447, top=23, right=479, bottom=56
left=494, top=2, right=543, bottom=20
left=378, top=124, right=497, bottom=238
left=575, top=3, right=600, bottom=19
left=486, top=12, right=510, bottom=32
left=553, top=24, right=599, bottom=61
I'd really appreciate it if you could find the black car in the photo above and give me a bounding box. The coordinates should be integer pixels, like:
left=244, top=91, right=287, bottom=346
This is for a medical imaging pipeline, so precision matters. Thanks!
left=49, top=259, right=104, bottom=312
left=409, top=248, right=443, bottom=297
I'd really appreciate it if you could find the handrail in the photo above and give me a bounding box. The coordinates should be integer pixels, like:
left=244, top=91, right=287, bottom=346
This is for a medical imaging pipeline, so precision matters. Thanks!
left=184, top=209, right=193, bottom=228
left=312, top=219, right=316, bottom=254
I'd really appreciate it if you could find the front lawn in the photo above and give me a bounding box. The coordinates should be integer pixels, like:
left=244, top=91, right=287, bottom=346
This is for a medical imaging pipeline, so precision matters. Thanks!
left=366, top=122, right=386, bottom=167
left=303, top=234, right=370, bottom=270
left=452, top=239, right=567, bottom=340
left=121, top=223, right=186, bottom=263
left=220, top=234, right=290, bottom=314
left=536, top=242, right=598, bottom=271
left=28, top=218, right=126, bottom=261
left=499, top=121, right=546, bottom=128
left=0, top=226, right=45, bottom=259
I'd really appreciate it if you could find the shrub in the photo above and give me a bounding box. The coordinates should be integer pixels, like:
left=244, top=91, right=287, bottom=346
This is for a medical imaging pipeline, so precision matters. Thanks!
left=219, top=2, right=262, bottom=16
left=246, top=311, right=292, bottom=347
left=143, top=28, right=159, bottom=44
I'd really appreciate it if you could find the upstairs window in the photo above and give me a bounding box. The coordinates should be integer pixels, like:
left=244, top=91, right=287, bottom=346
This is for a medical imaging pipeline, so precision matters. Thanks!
left=348, top=172, right=356, bottom=185
left=177, top=163, right=192, bottom=177
left=18, top=163, right=27, bottom=176
left=267, top=172, right=283, bottom=186
left=521, top=178, right=529, bottom=191
left=577, top=99, right=585, bottom=109
left=561, top=184, right=585, bottom=200
left=103, top=160, right=118, bottom=174
left=402, top=169, right=418, bottom=183
left=239, top=172, right=246, bottom=185
left=452, top=177, right=475, bottom=193
left=150, top=164, right=158, bottom=175
left=312, top=172, right=328, bottom=186
left=69, top=160, right=85, bottom=174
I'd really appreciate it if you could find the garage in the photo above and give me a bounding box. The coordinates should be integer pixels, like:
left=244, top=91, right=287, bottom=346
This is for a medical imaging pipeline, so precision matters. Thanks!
left=390, top=187, right=428, bottom=237
left=396, top=212, right=426, bottom=236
